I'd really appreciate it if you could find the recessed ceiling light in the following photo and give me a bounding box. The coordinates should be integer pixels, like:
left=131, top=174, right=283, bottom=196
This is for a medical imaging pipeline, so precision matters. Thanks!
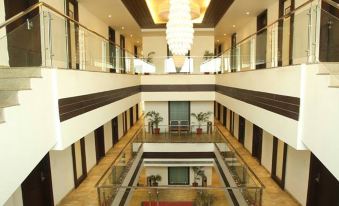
left=246, top=11, right=250, bottom=15
left=223, top=33, right=226, bottom=36
left=217, top=40, right=219, bottom=42
left=130, top=34, right=133, bottom=37
left=137, top=41, right=140, bottom=43
left=121, top=26, right=125, bottom=30
left=108, top=14, right=112, bottom=18
left=232, top=25, right=236, bottom=28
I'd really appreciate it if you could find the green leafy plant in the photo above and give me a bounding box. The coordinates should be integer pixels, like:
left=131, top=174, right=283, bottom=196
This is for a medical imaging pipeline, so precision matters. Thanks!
left=192, top=166, right=206, bottom=184
left=203, top=50, right=214, bottom=61
left=191, top=111, right=212, bottom=128
left=149, top=174, right=162, bottom=186
left=145, top=111, right=163, bottom=129
left=146, top=51, right=155, bottom=63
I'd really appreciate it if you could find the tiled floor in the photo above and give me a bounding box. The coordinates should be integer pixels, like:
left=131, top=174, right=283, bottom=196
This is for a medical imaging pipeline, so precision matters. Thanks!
left=215, top=121, right=301, bottom=206
left=59, top=120, right=143, bottom=206
left=59, top=119, right=300, bottom=206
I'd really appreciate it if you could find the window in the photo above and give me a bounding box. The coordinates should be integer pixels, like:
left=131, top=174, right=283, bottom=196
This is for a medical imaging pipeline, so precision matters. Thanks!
left=168, top=167, right=189, bottom=185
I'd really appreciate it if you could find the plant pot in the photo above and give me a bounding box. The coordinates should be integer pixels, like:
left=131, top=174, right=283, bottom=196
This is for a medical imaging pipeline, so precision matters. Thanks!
left=144, top=72, right=150, bottom=75
left=110, top=68, right=116, bottom=73
left=192, top=182, right=199, bottom=187
left=204, top=72, right=210, bottom=75
left=152, top=182, right=158, bottom=186
left=154, top=128, right=160, bottom=134
left=196, top=128, right=203, bottom=134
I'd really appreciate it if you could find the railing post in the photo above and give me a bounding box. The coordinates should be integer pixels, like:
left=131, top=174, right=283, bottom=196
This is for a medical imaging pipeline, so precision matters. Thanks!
left=306, top=7, right=312, bottom=63
left=47, top=12, right=54, bottom=67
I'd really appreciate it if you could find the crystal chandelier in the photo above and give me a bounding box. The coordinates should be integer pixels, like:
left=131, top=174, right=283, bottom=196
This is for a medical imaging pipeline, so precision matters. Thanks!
left=166, top=0, right=194, bottom=56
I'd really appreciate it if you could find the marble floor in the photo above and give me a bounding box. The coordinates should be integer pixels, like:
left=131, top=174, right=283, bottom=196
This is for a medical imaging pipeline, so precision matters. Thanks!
left=59, top=120, right=143, bottom=206
left=59, top=119, right=300, bottom=206
left=215, top=121, right=301, bottom=206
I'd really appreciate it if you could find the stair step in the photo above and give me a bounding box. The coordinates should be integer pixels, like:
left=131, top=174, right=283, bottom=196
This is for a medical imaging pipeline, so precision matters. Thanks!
left=0, top=91, right=19, bottom=108
left=329, top=74, right=339, bottom=87
left=0, top=78, right=31, bottom=90
left=0, top=67, right=41, bottom=79
left=0, top=109, right=4, bottom=124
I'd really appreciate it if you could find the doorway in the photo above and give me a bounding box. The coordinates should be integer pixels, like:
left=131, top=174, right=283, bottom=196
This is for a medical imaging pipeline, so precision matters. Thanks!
left=217, top=103, right=221, bottom=120
left=136, top=104, right=139, bottom=121
left=252, top=124, right=263, bottom=163
left=223, top=106, right=227, bottom=127
left=4, top=0, right=41, bottom=67
left=108, top=27, right=116, bottom=72
left=129, top=107, right=134, bottom=128
left=256, top=10, right=268, bottom=69
left=21, top=153, right=54, bottom=206
left=271, top=137, right=287, bottom=188
left=123, top=111, right=128, bottom=134
left=94, top=126, right=105, bottom=163
left=319, top=1, right=339, bottom=62
left=71, top=138, right=87, bottom=187
left=66, top=0, right=79, bottom=69
left=112, top=116, right=119, bottom=145
left=306, top=153, right=339, bottom=206
left=120, top=35, right=126, bottom=73
left=238, top=115, right=245, bottom=145
left=230, top=111, right=234, bottom=135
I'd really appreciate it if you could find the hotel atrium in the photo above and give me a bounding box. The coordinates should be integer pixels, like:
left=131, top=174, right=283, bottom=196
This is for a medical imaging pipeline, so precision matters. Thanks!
left=0, top=0, right=338, bottom=205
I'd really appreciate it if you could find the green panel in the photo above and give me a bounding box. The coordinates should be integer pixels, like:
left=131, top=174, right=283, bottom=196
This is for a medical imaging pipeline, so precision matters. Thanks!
left=169, top=101, right=190, bottom=121
left=168, top=167, right=189, bottom=185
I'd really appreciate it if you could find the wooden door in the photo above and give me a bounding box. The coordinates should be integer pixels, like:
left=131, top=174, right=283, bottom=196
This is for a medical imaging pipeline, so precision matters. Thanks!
left=129, top=107, right=134, bottom=128
left=4, top=0, right=41, bottom=67
left=252, top=124, right=263, bottom=162
left=271, top=137, right=287, bottom=188
left=21, top=154, right=54, bottom=206
left=223, top=106, right=227, bottom=127
left=94, top=126, right=105, bottom=163
left=307, top=153, right=339, bottom=206
left=238, top=116, right=245, bottom=145
left=112, top=117, right=119, bottom=145
left=71, top=138, right=87, bottom=187
left=256, top=10, right=268, bottom=69
left=136, top=104, right=139, bottom=120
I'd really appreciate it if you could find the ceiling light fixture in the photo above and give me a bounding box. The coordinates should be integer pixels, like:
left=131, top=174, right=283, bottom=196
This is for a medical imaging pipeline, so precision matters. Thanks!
left=121, top=26, right=125, bottom=30
left=130, top=34, right=133, bottom=37
left=232, top=25, right=236, bottom=28
left=166, top=0, right=194, bottom=56
left=108, top=14, right=112, bottom=18
left=223, top=33, right=226, bottom=36
left=246, top=11, right=250, bottom=15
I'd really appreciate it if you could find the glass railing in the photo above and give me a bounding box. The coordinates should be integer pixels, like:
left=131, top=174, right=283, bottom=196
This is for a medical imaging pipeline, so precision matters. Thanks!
left=98, top=186, right=262, bottom=206
left=0, top=2, right=150, bottom=73
left=209, top=0, right=322, bottom=74
left=97, top=123, right=263, bottom=206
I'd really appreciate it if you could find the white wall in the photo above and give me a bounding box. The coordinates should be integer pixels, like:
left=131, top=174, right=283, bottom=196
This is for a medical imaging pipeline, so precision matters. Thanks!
left=0, top=70, right=59, bottom=205
left=55, top=69, right=141, bottom=150
left=49, top=147, right=74, bottom=204
left=216, top=66, right=303, bottom=149
left=244, top=120, right=253, bottom=153
left=261, top=131, right=274, bottom=173
left=285, top=146, right=311, bottom=206
left=85, top=132, right=97, bottom=172
left=144, top=101, right=168, bottom=132
left=103, top=121, right=113, bottom=153
left=190, top=101, right=214, bottom=131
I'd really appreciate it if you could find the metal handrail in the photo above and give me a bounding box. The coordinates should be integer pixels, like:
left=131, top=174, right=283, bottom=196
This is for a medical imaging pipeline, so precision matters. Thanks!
left=0, top=1, right=138, bottom=57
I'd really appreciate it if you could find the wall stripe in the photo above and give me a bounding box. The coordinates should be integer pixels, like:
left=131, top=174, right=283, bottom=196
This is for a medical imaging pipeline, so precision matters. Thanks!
left=215, top=85, right=300, bottom=120
left=58, top=84, right=300, bottom=121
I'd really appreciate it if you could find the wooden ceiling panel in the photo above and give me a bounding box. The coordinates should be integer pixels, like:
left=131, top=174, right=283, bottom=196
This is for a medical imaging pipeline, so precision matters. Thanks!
left=122, top=0, right=234, bottom=28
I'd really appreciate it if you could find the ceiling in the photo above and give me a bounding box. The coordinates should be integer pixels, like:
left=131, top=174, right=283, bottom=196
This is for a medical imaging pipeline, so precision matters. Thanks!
left=78, top=0, right=277, bottom=47
left=122, top=0, right=234, bottom=28
left=215, top=0, right=276, bottom=44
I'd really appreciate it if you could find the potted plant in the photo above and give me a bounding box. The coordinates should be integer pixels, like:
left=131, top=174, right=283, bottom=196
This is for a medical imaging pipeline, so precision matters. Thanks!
left=146, top=51, right=155, bottom=64
left=203, top=50, right=214, bottom=61
left=145, top=111, right=163, bottom=134
left=191, top=111, right=212, bottom=134
left=149, top=174, right=162, bottom=186
left=192, top=167, right=206, bottom=187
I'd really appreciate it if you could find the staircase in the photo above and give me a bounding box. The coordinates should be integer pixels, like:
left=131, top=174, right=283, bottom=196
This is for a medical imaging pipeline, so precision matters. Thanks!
left=317, top=63, right=339, bottom=87
left=0, top=67, right=42, bottom=124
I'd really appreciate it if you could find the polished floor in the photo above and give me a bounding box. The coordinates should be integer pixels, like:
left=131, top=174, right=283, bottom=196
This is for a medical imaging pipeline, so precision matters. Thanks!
left=59, top=119, right=300, bottom=206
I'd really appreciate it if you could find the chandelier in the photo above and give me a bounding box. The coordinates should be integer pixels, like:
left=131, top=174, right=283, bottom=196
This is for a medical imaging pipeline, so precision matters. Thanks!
left=166, top=0, right=194, bottom=56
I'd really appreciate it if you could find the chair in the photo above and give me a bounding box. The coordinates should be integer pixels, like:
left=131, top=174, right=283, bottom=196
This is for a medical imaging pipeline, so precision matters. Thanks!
left=169, top=120, right=179, bottom=133
left=179, top=120, right=190, bottom=133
